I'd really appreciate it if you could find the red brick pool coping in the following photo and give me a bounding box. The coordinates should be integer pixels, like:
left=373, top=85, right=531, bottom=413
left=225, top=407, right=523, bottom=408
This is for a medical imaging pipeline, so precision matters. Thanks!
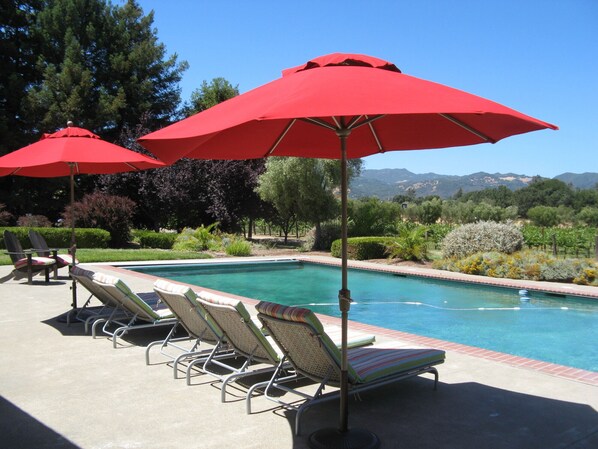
left=104, top=256, right=598, bottom=387
left=298, top=255, right=598, bottom=299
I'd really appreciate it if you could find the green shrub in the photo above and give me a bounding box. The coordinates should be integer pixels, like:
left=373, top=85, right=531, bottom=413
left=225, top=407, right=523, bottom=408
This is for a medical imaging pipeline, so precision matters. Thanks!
left=0, top=227, right=109, bottom=249
left=425, top=223, right=455, bottom=245
left=17, top=215, right=52, bottom=227
left=433, top=249, right=598, bottom=285
left=348, top=198, right=401, bottom=236
left=224, top=238, right=252, bottom=256
left=387, top=226, right=428, bottom=261
left=539, top=259, right=581, bottom=283
left=331, top=237, right=396, bottom=260
left=303, top=220, right=342, bottom=251
left=173, top=228, right=203, bottom=251
left=133, top=230, right=177, bottom=249
left=173, top=224, right=221, bottom=252
left=576, top=207, right=598, bottom=227
left=441, top=221, right=523, bottom=258
left=73, top=228, right=111, bottom=248
left=527, top=206, right=560, bottom=227
left=193, top=222, right=220, bottom=250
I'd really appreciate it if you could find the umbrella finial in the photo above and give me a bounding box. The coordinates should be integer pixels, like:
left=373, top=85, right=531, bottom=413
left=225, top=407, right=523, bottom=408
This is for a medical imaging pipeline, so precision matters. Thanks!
left=67, top=120, right=74, bottom=127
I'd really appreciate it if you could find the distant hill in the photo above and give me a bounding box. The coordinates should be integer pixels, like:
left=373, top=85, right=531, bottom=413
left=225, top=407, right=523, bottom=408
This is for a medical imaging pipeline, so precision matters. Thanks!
left=349, top=169, right=598, bottom=199
left=554, top=172, right=598, bottom=190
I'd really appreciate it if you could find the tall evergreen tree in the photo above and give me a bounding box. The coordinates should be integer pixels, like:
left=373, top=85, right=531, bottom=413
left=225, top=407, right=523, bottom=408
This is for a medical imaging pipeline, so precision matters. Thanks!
left=0, top=0, right=187, bottom=220
left=186, top=77, right=239, bottom=114
left=23, top=0, right=187, bottom=140
left=0, top=0, right=43, bottom=154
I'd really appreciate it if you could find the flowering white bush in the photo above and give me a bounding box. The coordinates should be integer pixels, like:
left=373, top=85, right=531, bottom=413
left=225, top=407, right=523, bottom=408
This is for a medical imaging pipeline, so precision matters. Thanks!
left=441, top=221, right=523, bottom=258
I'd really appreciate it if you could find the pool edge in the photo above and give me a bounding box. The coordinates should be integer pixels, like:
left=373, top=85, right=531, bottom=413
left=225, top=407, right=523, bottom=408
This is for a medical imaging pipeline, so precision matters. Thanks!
left=95, top=256, right=598, bottom=386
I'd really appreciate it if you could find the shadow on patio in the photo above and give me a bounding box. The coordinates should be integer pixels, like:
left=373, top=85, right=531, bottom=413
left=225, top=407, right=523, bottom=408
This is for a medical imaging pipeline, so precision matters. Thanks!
left=278, top=377, right=598, bottom=449
left=0, top=396, right=80, bottom=449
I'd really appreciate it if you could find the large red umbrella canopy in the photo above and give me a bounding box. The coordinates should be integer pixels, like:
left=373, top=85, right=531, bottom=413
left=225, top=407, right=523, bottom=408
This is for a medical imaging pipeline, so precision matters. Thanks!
left=0, top=125, right=165, bottom=176
left=138, top=53, right=557, bottom=448
left=139, top=53, right=556, bottom=163
left=0, top=123, right=165, bottom=311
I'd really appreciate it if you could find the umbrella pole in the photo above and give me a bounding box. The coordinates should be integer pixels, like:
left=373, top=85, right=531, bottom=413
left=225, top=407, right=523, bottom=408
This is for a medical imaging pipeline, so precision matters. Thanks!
left=338, top=129, right=351, bottom=434
left=308, top=129, right=380, bottom=449
left=69, top=164, right=77, bottom=312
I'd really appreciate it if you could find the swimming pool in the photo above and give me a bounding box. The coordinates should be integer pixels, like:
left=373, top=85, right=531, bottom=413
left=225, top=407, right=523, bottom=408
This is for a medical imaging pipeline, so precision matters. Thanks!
left=127, top=260, right=598, bottom=372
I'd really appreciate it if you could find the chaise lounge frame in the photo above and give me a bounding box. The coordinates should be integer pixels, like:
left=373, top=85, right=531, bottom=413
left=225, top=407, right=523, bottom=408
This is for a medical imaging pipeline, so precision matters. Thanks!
left=253, top=301, right=446, bottom=435
left=148, top=280, right=235, bottom=378
left=90, top=272, right=178, bottom=348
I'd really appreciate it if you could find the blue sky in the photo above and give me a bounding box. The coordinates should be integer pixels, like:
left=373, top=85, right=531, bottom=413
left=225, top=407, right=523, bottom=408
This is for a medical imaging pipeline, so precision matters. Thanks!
left=135, top=0, right=596, bottom=178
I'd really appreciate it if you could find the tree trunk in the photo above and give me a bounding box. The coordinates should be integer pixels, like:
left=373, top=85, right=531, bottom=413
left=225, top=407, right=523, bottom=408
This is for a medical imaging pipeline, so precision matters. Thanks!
left=313, top=221, right=322, bottom=250
left=247, top=217, right=253, bottom=240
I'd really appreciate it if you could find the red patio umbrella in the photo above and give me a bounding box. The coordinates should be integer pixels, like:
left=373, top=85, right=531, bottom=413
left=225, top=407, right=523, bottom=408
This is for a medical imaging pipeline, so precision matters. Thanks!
left=139, top=53, right=557, bottom=448
left=0, top=122, right=165, bottom=310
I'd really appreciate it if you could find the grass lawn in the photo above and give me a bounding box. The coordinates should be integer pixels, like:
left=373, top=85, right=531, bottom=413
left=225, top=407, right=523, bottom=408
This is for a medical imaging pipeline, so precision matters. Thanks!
left=0, top=248, right=212, bottom=266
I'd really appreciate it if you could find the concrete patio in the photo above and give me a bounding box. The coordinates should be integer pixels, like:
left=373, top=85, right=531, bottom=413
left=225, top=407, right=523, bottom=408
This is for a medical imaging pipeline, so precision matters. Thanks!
left=1, top=260, right=597, bottom=449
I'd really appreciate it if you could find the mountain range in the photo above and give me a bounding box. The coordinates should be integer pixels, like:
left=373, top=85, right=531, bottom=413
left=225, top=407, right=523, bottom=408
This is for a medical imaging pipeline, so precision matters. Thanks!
left=349, top=169, right=598, bottom=199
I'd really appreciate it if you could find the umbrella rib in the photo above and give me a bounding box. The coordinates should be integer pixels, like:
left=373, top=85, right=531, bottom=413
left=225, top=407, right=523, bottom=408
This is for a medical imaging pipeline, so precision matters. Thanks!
left=125, top=162, right=141, bottom=171
left=302, top=117, right=338, bottom=131
left=367, top=121, right=384, bottom=152
left=439, top=113, right=497, bottom=143
left=346, top=116, right=363, bottom=129
left=348, top=115, right=384, bottom=130
left=266, top=119, right=297, bottom=156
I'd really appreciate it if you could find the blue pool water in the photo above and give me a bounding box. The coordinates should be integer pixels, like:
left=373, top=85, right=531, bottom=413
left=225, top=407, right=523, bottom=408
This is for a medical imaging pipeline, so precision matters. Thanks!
left=127, top=260, right=598, bottom=372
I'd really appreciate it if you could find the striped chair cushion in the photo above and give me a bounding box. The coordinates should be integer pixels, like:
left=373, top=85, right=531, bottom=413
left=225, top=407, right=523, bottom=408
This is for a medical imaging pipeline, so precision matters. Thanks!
left=197, top=291, right=252, bottom=322
left=197, top=291, right=280, bottom=363
left=257, top=301, right=443, bottom=384
left=324, top=325, right=375, bottom=349
left=256, top=301, right=376, bottom=349
left=255, top=301, right=325, bottom=335
left=91, top=271, right=118, bottom=284
left=14, top=256, right=55, bottom=269
left=154, top=278, right=190, bottom=296
left=56, top=254, right=76, bottom=266
left=93, top=273, right=172, bottom=320
left=154, top=280, right=222, bottom=336
left=71, top=265, right=94, bottom=279
left=347, top=342, right=446, bottom=383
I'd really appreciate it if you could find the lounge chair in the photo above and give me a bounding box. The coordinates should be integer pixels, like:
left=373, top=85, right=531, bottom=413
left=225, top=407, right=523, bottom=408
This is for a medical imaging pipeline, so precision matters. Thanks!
left=29, top=229, right=78, bottom=269
left=2, top=230, right=56, bottom=284
left=149, top=279, right=235, bottom=378
left=254, top=300, right=446, bottom=435
left=193, top=290, right=376, bottom=403
left=90, top=272, right=178, bottom=348
left=69, top=266, right=132, bottom=331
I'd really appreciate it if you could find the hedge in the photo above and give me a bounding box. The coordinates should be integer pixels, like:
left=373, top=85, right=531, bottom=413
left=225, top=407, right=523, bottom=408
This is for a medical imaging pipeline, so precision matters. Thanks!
left=132, top=230, right=177, bottom=249
left=0, top=227, right=110, bottom=249
left=330, top=237, right=397, bottom=260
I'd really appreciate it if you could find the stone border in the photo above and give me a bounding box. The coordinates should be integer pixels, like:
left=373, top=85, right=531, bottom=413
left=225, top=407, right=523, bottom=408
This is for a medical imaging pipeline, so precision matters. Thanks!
left=104, top=255, right=598, bottom=386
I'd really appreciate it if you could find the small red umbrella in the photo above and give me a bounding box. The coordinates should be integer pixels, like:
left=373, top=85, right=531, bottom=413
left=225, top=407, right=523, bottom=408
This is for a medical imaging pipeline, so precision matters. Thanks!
left=0, top=122, right=165, bottom=309
left=139, top=53, right=557, bottom=448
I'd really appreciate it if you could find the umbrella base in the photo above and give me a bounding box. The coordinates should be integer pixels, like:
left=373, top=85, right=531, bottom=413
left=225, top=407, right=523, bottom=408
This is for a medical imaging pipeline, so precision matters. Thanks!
left=308, top=428, right=380, bottom=449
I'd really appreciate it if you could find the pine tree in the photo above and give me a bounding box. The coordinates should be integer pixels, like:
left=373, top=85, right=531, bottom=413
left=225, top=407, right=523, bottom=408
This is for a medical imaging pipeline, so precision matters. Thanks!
left=22, top=0, right=187, bottom=141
